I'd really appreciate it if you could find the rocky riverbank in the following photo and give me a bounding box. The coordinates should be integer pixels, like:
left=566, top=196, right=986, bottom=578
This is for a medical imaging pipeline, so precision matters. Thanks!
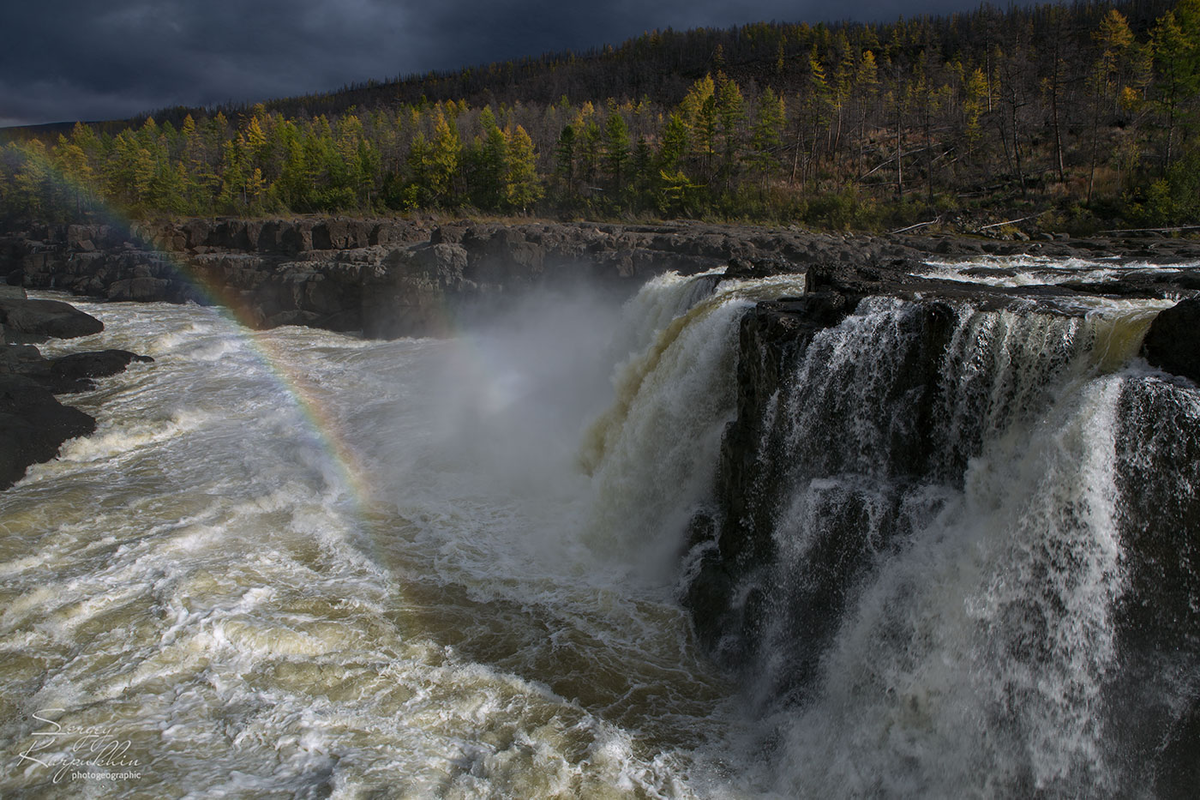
left=0, top=286, right=152, bottom=488
left=3, top=216, right=1199, bottom=338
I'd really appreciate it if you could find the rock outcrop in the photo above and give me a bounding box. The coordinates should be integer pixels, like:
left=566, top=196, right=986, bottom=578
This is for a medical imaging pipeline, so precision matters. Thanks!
left=0, top=296, right=105, bottom=342
left=6, top=216, right=1199, bottom=340
left=680, top=265, right=1200, bottom=792
left=0, top=288, right=153, bottom=488
left=1142, top=297, right=1200, bottom=385
left=0, top=373, right=96, bottom=488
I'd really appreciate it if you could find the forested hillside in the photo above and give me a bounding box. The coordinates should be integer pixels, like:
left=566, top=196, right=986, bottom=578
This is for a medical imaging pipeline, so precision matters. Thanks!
left=2, top=0, right=1197, bottom=231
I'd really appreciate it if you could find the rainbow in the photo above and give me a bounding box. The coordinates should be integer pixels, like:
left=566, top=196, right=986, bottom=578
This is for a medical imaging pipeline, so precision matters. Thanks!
left=3, top=142, right=393, bottom=514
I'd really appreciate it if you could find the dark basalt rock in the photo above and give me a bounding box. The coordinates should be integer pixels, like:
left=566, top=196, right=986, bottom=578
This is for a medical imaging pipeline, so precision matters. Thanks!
left=9, top=215, right=1200, bottom=339
left=683, top=272, right=1200, bottom=787
left=684, top=291, right=863, bottom=663
left=684, top=291, right=961, bottom=682
left=0, top=373, right=95, bottom=488
left=0, top=297, right=104, bottom=342
left=49, top=350, right=154, bottom=392
left=724, top=255, right=796, bottom=280
left=0, top=343, right=152, bottom=486
left=1142, top=298, right=1200, bottom=385
left=0, top=292, right=152, bottom=487
left=1109, top=377, right=1200, bottom=795
left=107, top=277, right=171, bottom=302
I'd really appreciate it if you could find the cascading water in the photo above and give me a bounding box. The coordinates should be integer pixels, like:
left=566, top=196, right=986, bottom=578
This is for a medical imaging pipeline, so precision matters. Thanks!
left=1, top=259, right=1196, bottom=799
left=0, top=284, right=744, bottom=799
left=683, top=275, right=1198, bottom=797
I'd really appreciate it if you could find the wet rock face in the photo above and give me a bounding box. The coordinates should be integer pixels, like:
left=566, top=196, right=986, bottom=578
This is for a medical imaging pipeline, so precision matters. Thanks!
left=0, top=373, right=96, bottom=488
left=683, top=294, right=961, bottom=677
left=1142, top=297, right=1200, bottom=385
left=47, top=350, right=154, bottom=393
left=0, top=293, right=152, bottom=489
left=1110, top=378, right=1200, bottom=796
left=0, top=297, right=105, bottom=342
left=683, top=282, right=1200, bottom=789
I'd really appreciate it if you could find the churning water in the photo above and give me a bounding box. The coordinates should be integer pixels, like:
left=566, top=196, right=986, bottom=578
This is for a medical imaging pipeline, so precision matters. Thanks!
left=1, top=259, right=1196, bottom=798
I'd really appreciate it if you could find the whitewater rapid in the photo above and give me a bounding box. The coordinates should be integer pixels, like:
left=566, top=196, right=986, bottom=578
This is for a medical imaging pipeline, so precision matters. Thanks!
left=1, top=257, right=1195, bottom=798
left=0, top=278, right=780, bottom=798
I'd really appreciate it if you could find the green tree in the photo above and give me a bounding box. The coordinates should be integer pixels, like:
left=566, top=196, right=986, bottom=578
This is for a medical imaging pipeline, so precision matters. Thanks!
left=578, top=119, right=602, bottom=185
left=554, top=124, right=576, bottom=197
left=217, top=136, right=249, bottom=211
left=10, top=141, right=57, bottom=218
left=405, top=132, right=434, bottom=208
left=473, top=107, right=508, bottom=209
left=53, top=135, right=95, bottom=215
left=657, top=112, right=689, bottom=175
left=603, top=109, right=631, bottom=198
left=630, top=136, right=653, bottom=205
left=427, top=108, right=461, bottom=205
left=1087, top=9, right=1135, bottom=201
left=1152, top=7, right=1200, bottom=170
left=504, top=125, right=542, bottom=211
left=746, top=87, right=786, bottom=189
left=715, top=73, right=746, bottom=189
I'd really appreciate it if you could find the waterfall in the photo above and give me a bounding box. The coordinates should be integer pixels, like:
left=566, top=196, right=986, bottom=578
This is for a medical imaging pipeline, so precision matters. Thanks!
left=579, top=270, right=809, bottom=582
left=679, top=292, right=1199, bottom=797
left=3, top=271, right=1196, bottom=798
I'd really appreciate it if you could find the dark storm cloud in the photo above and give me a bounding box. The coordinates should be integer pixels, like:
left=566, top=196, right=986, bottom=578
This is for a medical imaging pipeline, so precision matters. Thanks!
left=2, top=0, right=975, bottom=127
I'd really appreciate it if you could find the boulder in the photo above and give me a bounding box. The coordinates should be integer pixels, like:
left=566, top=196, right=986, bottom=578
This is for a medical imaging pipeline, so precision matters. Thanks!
left=50, top=349, right=153, bottom=386
left=1142, top=298, right=1200, bottom=384
left=0, top=373, right=95, bottom=488
left=0, top=298, right=104, bottom=342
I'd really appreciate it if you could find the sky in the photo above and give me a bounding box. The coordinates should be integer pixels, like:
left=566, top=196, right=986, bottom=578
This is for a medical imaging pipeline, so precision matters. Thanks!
left=2, top=0, right=980, bottom=128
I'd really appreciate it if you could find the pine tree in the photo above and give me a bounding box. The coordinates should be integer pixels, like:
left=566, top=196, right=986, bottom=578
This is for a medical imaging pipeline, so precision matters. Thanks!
left=679, top=74, right=717, bottom=179
left=693, top=92, right=718, bottom=180
left=631, top=135, right=653, bottom=206
left=964, top=68, right=988, bottom=152
left=715, top=73, right=746, bottom=189
left=1152, top=7, right=1200, bottom=170
left=603, top=109, right=631, bottom=198
left=747, top=87, right=785, bottom=189
left=658, top=112, right=689, bottom=175
left=504, top=125, right=542, bottom=211
left=53, top=135, right=94, bottom=215
left=578, top=120, right=602, bottom=185
left=474, top=108, right=508, bottom=209
left=428, top=107, right=461, bottom=205
left=1088, top=9, right=1134, bottom=201
left=554, top=124, right=576, bottom=197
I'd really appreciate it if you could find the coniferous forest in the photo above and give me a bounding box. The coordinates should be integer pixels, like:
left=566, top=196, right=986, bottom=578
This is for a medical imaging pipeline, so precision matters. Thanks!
left=2, top=0, right=1198, bottom=232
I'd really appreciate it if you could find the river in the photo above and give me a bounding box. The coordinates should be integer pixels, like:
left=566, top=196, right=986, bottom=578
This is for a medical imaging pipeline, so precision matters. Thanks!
left=1, top=258, right=1195, bottom=798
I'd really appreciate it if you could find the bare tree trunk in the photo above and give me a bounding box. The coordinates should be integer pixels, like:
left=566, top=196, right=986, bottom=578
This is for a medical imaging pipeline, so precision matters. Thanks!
left=1049, top=13, right=1067, bottom=184
left=1010, top=90, right=1026, bottom=199
left=789, top=115, right=803, bottom=186
left=1087, top=93, right=1101, bottom=204
left=997, top=115, right=1013, bottom=176
left=1051, top=84, right=1066, bottom=184
left=925, top=99, right=934, bottom=205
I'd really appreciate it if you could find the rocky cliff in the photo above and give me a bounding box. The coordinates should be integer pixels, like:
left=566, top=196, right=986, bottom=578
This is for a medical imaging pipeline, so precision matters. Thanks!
left=679, top=263, right=1200, bottom=795
left=5, top=216, right=1199, bottom=338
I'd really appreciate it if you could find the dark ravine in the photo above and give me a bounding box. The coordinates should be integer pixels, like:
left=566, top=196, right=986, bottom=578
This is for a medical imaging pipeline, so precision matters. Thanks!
left=0, top=286, right=152, bottom=488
